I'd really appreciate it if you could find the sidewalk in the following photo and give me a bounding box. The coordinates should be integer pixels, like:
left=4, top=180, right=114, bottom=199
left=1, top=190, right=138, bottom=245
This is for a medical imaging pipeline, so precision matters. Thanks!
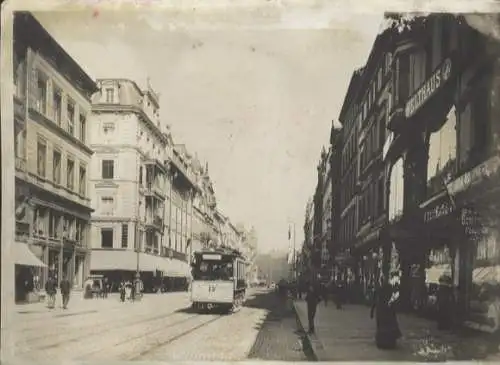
left=15, top=291, right=189, bottom=318
left=293, top=299, right=496, bottom=362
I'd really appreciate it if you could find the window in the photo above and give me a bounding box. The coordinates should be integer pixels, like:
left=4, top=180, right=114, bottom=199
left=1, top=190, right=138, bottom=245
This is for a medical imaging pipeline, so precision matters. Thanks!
left=377, top=68, right=382, bottom=91
left=79, top=165, right=86, bottom=196
left=37, top=140, right=47, bottom=177
left=102, top=160, right=114, bottom=179
left=52, top=150, right=61, bottom=184
left=139, top=166, right=143, bottom=185
left=121, top=224, right=129, bottom=248
left=105, top=88, right=114, bottom=103
left=36, top=72, right=47, bottom=114
left=101, top=228, right=113, bottom=248
left=53, top=88, right=62, bottom=125
left=79, top=114, right=86, bottom=143
left=67, top=159, right=75, bottom=190
left=67, top=100, right=75, bottom=136
left=101, top=197, right=114, bottom=216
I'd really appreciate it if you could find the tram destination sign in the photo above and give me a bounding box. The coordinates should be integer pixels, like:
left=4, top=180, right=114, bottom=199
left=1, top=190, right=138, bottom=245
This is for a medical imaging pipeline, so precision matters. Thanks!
left=405, top=58, right=452, bottom=118
left=202, top=254, right=222, bottom=260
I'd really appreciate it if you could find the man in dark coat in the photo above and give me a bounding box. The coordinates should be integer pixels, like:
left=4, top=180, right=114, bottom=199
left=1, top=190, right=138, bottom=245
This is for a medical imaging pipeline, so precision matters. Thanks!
left=305, top=281, right=322, bottom=333
left=60, top=275, right=71, bottom=309
left=45, top=275, right=57, bottom=309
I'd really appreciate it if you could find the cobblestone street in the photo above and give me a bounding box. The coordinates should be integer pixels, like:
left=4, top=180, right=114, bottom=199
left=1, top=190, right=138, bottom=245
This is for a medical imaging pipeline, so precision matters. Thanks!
left=8, top=289, right=312, bottom=362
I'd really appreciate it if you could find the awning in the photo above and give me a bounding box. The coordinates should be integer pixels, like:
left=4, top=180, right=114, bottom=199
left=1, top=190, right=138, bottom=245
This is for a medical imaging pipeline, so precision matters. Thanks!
left=90, top=250, right=165, bottom=272
left=14, top=242, right=47, bottom=267
left=164, top=259, right=191, bottom=278
left=473, top=266, right=500, bottom=285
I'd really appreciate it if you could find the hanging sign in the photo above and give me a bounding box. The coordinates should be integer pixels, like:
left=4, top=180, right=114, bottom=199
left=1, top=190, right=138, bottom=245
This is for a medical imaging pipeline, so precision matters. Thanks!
left=405, top=58, right=452, bottom=118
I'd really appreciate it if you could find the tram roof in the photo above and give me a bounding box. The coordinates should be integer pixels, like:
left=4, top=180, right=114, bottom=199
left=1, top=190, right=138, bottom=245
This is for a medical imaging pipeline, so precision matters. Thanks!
left=194, top=247, right=245, bottom=259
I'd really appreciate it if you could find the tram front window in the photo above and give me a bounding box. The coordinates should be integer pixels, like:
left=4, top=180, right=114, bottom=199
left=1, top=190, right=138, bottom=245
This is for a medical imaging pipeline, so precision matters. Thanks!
left=192, top=260, right=233, bottom=281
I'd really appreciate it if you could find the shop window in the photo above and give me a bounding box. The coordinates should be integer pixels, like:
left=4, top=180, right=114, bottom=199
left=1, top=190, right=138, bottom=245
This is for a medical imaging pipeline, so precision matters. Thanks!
left=101, top=228, right=113, bottom=248
left=389, top=158, right=404, bottom=222
left=427, top=106, right=457, bottom=196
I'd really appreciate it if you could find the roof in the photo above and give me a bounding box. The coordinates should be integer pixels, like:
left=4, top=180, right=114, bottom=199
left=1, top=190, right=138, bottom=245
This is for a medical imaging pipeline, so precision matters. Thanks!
left=338, top=67, right=365, bottom=123
left=15, top=12, right=98, bottom=96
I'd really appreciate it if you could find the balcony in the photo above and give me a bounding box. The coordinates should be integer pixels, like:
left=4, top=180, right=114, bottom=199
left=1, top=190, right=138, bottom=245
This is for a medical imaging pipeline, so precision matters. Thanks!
left=15, top=221, right=30, bottom=241
left=169, top=152, right=197, bottom=189
left=15, top=156, right=26, bottom=172
left=145, top=215, right=163, bottom=231
left=14, top=93, right=26, bottom=121
left=144, top=182, right=166, bottom=200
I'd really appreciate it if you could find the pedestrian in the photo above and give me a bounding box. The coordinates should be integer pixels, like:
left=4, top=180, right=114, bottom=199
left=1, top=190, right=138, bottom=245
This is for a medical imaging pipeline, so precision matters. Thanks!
left=103, top=277, right=109, bottom=299
left=370, top=282, right=401, bottom=349
left=45, top=275, right=57, bottom=309
left=60, top=275, right=71, bottom=309
left=436, top=275, right=453, bottom=330
left=119, top=280, right=126, bottom=302
left=305, top=280, right=322, bottom=334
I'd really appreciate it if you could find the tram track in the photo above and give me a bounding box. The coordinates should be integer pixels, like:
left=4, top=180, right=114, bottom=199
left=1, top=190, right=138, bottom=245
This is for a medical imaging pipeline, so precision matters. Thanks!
left=30, top=309, right=182, bottom=350
left=77, top=312, right=224, bottom=361
left=127, top=315, right=225, bottom=361
left=18, top=298, right=189, bottom=345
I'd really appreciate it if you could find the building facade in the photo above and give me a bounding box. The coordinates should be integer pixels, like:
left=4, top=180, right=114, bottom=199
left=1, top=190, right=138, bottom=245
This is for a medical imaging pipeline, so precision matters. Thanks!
left=88, top=78, right=193, bottom=291
left=383, top=14, right=500, bottom=328
left=13, top=13, right=98, bottom=300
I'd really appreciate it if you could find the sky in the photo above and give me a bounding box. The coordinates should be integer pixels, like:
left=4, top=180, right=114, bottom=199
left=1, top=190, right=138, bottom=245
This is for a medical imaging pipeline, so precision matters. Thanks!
left=33, top=5, right=383, bottom=254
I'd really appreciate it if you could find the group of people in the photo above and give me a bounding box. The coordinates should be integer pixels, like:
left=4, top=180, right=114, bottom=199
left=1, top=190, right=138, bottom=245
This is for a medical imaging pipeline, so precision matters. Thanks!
left=45, top=274, right=72, bottom=310
left=301, top=277, right=400, bottom=349
left=301, top=274, right=465, bottom=350
left=119, top=277, right=144, bottom=303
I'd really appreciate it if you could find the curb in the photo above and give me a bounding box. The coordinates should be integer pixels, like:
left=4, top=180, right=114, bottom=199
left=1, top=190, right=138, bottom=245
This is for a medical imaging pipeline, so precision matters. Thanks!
left=291, top=301, right=328, bottom=361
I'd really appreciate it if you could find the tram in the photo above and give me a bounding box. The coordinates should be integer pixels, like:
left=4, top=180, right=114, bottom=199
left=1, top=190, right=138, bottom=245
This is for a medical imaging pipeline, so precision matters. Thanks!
left=190, top=247, right=247, bottom=313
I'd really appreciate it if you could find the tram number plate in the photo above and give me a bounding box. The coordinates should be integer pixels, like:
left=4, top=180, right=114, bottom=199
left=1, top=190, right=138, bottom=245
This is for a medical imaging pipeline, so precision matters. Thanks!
left=208, top=284, right=216, bottom=293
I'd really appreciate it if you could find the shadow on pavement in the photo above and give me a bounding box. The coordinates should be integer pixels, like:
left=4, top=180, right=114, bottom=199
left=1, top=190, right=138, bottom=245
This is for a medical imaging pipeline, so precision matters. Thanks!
left=244, top=290, right=316, bottom=361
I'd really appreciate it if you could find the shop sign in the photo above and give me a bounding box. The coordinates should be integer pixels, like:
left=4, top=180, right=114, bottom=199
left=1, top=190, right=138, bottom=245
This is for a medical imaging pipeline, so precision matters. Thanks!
left=448, top=156, right=500, bottom=196
left=405, top=58, right=452, bottom=118
left=424, top=201, right=454, bottom=223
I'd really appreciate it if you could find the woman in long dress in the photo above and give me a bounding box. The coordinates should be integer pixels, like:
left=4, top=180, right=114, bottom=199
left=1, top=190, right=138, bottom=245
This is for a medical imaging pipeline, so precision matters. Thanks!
left=370, top=283, right=402, bottom=349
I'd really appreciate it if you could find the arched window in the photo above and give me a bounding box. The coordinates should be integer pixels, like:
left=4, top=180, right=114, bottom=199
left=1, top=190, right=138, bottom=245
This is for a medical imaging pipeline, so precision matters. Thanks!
left=388, top=157, right=404, bottom=222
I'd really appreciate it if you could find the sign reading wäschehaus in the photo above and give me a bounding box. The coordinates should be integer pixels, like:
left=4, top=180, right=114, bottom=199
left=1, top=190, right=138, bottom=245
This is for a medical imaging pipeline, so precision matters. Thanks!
left=405, top=58, right=452, bottom=118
